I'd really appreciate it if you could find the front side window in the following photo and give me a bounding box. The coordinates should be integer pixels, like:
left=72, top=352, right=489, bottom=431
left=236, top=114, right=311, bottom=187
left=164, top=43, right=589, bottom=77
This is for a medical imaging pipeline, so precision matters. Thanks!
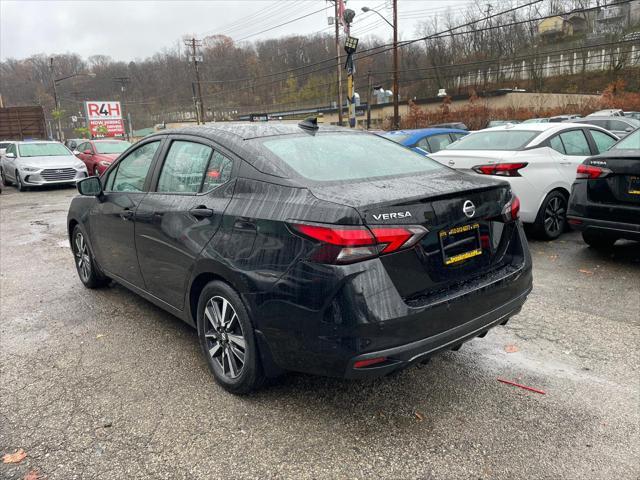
left=559, top=130, right=591, bottom=156
left=258, top=133, right=444, bottom=182
left=446, top=131, right=539, bottom=151
left=590, top=130, right=617, bottom=153
left=18, top=143, right=71, bottom=157
left=157, top=141, right=213, bottom=193
left=110, top=141, right=159, bottom=192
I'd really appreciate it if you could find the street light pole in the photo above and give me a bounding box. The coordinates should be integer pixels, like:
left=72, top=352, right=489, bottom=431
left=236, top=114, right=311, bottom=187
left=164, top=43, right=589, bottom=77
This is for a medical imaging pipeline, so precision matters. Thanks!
left=333, top=0, right=344, bottom=126
left=392, top=0, right=399, bottom=130
left=362, top=4, right=399, bottom=129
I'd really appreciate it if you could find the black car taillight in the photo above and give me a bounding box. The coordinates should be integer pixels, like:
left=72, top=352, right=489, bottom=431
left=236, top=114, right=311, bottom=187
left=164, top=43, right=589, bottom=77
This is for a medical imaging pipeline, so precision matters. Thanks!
left=576, top=164, right=612, bottom=179
left=473, top=162, right=528, bottom=177
left=290, top=223, right=427, bottom=264
left=503, top=194, right=520, bottom=221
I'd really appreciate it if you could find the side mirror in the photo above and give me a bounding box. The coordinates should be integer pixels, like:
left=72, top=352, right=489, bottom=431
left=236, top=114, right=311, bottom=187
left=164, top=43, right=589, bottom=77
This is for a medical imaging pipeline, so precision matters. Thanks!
left=6, top=152, right=15, bottom=158
left=625, top=127, right=634, bottom=132
left=84, top=149, right=92, bottom=155
left=77, top=176, right=103, bottom=196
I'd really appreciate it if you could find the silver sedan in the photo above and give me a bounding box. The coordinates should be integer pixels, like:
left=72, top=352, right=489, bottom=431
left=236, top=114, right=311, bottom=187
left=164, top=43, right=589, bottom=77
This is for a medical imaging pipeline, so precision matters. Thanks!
left=0, top=141, right=88, bottom=191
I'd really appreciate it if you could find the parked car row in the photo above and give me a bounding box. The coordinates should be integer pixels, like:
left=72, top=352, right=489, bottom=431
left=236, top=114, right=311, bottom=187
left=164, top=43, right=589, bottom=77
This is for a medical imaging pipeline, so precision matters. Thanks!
left=0, top=138, right=130, bottom=191
left=388, top=118, right=637, bottom=245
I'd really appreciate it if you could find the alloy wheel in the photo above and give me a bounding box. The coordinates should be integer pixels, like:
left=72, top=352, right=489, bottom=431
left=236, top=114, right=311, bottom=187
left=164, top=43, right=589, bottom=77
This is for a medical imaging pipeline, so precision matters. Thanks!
left=203, top=296, right=246, bottom=379
left=74, top=231, right=92, bottom=282
left=543, top=195, right=566, bottom=237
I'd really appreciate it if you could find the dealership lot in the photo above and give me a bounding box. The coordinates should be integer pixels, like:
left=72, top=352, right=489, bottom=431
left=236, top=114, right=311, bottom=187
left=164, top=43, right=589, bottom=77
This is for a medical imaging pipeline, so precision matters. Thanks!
left=0, top=186, right=638, bottom=479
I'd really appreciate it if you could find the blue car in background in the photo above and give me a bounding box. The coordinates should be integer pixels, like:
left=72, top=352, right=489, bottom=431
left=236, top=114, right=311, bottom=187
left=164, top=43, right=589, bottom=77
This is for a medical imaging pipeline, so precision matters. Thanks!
left=381, top=128, right=469, bottom=155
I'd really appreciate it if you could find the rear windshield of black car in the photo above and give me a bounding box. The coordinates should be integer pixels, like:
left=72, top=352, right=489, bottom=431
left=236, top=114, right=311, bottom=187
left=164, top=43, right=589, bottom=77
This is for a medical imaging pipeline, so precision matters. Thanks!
left=612, top=129, right=639, bottom=150
left=257, top=133, right=444, bottom=182
left=446, top=130, right=540, bottom=151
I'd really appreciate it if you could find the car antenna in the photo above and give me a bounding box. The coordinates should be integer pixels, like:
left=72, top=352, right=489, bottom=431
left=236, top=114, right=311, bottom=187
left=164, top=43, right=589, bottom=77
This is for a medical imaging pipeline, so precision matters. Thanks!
left=298, top=116, right=319, bottom=132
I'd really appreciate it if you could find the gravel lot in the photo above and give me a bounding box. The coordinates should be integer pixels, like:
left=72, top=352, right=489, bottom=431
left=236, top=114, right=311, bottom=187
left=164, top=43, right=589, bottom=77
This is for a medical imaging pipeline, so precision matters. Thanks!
left=1, top=185, right=638, bottom=480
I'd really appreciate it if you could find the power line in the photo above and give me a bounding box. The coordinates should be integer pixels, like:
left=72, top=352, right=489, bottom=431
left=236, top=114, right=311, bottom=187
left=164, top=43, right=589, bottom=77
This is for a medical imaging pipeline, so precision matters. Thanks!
left=234, top=5, right=329, bottom=42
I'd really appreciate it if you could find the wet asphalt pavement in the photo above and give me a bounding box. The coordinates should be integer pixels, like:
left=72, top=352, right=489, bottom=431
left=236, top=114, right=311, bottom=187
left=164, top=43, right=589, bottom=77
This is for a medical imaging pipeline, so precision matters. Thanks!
left=1, top=185, right=638, bottom=480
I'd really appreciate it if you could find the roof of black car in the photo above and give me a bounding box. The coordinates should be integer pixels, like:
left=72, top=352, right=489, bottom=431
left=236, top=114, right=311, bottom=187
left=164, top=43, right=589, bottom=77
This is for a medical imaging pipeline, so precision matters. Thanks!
left=159, top=122, right=351, bottom=141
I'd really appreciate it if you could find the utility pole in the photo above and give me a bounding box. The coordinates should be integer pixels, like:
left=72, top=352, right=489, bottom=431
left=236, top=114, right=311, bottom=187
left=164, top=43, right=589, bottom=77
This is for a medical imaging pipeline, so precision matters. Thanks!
left=366, top=70, right=372, bottom=130
left=392, top=0, right=399, bottom=130
left=114, top=76, right=131, bottom=140
left=185, top=37, right=206, bottom=123
left=191, top=82, right=201, bottom=125
left=49, top=57, right=63, bottom=141
left=333, top=1, right=344, bottom=126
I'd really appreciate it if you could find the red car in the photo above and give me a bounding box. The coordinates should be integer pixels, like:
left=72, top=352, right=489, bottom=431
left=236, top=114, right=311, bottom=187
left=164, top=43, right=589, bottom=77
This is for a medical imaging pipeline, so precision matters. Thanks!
left=75, top=139, right=132, bottom=176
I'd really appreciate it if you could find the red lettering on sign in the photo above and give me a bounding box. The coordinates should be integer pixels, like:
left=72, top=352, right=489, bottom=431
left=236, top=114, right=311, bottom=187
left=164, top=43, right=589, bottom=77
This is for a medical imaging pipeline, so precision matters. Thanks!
left=107, top=104, right=121, bottom=116
left=88, top=104, right=100, bottom=116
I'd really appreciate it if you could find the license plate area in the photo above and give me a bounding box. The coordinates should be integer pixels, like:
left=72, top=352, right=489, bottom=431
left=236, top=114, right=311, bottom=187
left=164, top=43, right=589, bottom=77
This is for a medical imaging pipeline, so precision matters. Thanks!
left=628, top=176, right=640, bottom=195
left=439, top=223, right=483, bottom=265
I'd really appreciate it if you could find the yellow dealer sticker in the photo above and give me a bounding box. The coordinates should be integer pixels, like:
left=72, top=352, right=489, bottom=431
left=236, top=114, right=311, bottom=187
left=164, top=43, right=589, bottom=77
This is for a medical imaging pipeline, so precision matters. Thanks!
left=444, top=248, right=483, bottom=265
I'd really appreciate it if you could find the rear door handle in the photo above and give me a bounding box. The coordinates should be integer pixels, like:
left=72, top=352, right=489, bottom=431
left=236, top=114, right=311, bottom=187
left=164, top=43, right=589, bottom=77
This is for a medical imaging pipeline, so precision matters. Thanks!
left=234, top=217, right=256, bottom=231
left=120, top=208, right=134, bottom=221
left=190, top=206, right=214, bottom=219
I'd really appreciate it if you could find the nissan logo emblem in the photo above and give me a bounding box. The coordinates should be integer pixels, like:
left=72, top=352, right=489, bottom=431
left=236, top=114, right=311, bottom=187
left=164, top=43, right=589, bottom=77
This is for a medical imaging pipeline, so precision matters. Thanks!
left=463, top=200, right=476, bottom=218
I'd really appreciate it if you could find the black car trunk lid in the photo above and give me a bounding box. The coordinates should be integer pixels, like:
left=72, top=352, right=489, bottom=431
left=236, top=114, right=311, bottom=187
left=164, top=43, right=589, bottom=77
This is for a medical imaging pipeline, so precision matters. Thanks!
left=307, top=171, right=519, bottom=299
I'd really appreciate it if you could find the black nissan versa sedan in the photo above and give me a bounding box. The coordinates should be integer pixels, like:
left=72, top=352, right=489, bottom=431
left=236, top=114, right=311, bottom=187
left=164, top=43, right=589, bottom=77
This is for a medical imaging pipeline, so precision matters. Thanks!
left=568, top=128, right=640, bottom=247
left=67, top=121, right=532, bottom=394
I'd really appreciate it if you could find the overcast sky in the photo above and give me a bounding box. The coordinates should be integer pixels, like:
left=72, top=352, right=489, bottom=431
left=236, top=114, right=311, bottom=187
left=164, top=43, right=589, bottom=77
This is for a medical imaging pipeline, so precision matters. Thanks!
left=0, top=0, right=469, bottom=62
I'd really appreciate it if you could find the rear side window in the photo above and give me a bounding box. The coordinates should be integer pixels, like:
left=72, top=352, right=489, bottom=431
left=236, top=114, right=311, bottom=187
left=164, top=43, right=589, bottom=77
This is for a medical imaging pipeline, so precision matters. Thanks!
left=447, top=131, right=539, bottom=151
left=110, top=141, right=159, bottom=192
left=559, top=130, right=591, bottom=156
left=157, top=141, right=213, bottom=193
left=549, top=135, right=565, bottom=154
left=590, top=130, right=617, bottom=153
left=201, top=151, right=233, bottom=192
left=259, top=133, right=444, bottom=182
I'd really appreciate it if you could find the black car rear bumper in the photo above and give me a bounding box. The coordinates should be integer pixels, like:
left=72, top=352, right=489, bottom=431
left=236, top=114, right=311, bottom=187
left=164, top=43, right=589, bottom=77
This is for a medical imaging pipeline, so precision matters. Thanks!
left=344, top=288, right=529, bottom=379
left=568, top=215, right=640, bottom=240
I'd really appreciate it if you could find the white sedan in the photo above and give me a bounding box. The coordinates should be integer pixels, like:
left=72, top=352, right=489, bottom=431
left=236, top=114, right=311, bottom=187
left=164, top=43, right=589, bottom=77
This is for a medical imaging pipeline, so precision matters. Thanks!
left=0, top=141, right=88, bottom=191
left=430, top=123, right=619, bottom=240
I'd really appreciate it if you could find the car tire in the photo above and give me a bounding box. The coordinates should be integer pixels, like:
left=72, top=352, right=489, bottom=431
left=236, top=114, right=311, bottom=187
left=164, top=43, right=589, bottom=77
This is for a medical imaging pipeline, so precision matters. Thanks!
left=15, top=170, right=26, bottom=192
left=197, top=281, right=265, bottom=395
left=71, top=225, right=110, bottom=288
left=531, top=191, right=568, bottom=241
left=0, top=169, right=11, bottom=186
left=582, top=231, right=617, bottom=249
